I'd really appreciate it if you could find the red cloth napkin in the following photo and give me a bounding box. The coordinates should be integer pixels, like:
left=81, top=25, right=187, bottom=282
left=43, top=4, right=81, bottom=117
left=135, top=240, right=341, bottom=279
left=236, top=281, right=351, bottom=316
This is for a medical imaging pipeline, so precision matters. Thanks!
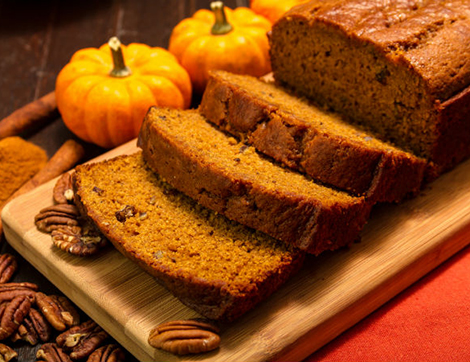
left=306, top=244, right=470, bottom=362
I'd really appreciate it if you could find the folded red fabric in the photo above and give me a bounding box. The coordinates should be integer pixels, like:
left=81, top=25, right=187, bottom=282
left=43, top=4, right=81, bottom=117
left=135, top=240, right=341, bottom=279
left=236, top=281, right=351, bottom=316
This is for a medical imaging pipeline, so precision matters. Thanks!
left=307, top=244, right=470, bottom=362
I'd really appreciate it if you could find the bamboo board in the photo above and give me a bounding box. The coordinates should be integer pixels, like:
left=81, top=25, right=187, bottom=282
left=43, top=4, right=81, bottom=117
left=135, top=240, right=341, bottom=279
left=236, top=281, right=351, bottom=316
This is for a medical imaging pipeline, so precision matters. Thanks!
left=2, top=139, right=470, bottom=362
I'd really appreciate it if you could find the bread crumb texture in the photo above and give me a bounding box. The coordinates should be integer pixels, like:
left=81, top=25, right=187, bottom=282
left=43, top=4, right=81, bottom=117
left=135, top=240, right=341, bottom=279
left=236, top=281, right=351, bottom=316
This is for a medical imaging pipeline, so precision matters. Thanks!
left=74, top=152, right=300, bottom=293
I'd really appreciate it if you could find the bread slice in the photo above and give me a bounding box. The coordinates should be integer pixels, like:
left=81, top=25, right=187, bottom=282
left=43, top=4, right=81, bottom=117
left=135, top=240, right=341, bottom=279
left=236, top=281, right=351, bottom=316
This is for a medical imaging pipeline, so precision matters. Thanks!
left=138, top=107, right=373, bottom=255
left=200, top=71, right=427, bottom=203
left=72, top=152, right=305, bottom=322
left=269, top=0, right=470, bottom=175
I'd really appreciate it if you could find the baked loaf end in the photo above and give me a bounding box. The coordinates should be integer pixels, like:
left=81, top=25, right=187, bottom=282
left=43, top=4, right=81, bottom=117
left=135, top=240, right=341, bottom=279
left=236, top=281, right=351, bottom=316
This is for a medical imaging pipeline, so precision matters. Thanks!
left=72, top=152, right=305, bottom=322
left=200, top=70, right=427, bottom=203
left=138, top=107, right=372, bottom=254
left=269, top=0, right=470, bottom=174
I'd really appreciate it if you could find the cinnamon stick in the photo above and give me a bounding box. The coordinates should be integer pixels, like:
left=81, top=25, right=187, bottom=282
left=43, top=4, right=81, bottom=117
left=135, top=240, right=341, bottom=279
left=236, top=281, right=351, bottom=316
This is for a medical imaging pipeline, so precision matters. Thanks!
left=0, top=139, right=85, bottom=235
left=0, top=92, right=58, bottom=140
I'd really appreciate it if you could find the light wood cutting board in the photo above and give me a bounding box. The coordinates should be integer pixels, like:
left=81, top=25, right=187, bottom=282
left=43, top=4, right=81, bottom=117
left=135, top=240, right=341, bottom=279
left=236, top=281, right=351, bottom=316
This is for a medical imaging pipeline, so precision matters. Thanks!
left=2, top=139, right=470, bottom=362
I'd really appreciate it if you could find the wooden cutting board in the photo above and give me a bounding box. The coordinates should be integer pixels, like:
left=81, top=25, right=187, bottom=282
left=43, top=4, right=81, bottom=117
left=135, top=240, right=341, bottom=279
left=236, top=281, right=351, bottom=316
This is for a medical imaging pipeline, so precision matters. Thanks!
left=3, top=139, right=470, bottom=362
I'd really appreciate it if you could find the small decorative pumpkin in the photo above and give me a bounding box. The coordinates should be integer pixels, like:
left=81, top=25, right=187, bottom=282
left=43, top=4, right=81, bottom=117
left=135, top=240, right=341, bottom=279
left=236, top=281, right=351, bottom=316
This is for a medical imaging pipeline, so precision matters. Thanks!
left=250, top=0, right=309, bottom=24
left=169, top=1, right=271, bottom=93
left=55, top=37, right=192, bottom=149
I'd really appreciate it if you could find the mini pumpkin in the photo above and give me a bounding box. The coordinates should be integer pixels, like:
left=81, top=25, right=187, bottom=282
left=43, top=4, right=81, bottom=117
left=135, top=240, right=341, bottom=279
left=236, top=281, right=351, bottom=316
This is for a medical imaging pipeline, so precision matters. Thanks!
left=250, top=0, right=309, bottom=24
left=55, top=37, right=192, bottom=149
left=169, top=1, right=271, bottom=93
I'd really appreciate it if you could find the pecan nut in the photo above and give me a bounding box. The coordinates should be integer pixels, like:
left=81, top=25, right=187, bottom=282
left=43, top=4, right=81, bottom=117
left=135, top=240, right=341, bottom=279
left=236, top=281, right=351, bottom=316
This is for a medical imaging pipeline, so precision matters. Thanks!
left=37, top=343, right=72, bottom=362
left=51, top=223, right=107, bottom=257
left=0, top=343, right=17, bottom=361
left=86, top=344, right=126, bottom=362
left=0, top=294, right=32, bottom=340
left=11, top=307, right=52, bottom=345
left=36, top=292, right=80, bottom=331
left=35, top=204, right=80, bottom=233
left=115, top=205, right=136, bottom=222
left=148, top=319, right=220, bottom=355
left=0, top=282, right=37, bottom=306
left=53, top=173, right=74, bottom=205
left=56, top=320, right=109, bottom=360
left=0, top=254, right=17, bottom=284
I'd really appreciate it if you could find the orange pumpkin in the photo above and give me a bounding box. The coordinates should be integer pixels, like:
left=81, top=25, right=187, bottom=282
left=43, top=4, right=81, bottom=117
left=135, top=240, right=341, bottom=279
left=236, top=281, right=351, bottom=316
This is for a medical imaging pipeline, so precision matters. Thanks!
left=169, top=1, right=271, bottom=94
left=55, top=37, right=192, bottom=149
left=250, top=0, right=309, bottom=24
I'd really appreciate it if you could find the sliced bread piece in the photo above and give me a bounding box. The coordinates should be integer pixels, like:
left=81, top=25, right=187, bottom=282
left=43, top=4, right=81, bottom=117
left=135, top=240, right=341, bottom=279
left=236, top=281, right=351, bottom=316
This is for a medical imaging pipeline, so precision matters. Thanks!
left=72, top=152, right=305, bottom=322
left=138, top=107, right=373, bottom=254
left=200, top=71, right=427, bottom=203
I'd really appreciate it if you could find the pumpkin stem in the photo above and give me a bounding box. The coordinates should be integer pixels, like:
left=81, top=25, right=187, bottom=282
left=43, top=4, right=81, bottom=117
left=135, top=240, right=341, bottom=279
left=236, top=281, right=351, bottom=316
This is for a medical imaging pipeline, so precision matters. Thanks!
left=108, top=37, right=132, bottom=78
left=210, top=1, right=233, bottom=35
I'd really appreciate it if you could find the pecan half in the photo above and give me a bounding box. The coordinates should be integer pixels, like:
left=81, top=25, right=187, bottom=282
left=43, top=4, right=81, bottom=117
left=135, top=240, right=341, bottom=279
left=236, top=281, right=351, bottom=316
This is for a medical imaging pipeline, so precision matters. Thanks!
left=51, top=223, right=107, bottom=257
left=37, top=343, right=72, bottom=362
left=148, top=319, right=221, bottom=355
left=0, top=254, right=17, bottom=283
left=56, top=320, right=109, bottom=360
left=35, top=204, right=80, bottom=233
left=53, top=173, right=74, bottom=205
left=11, top=307, right=52, bottom=345
left=0, top=343, right=17, bottom=361
left=0, top=294, right=31, bottom=340
left=87, top=344, right=126, bottom=362
left=36, top=292, right=80, bottom=331
left=0, top=282, right=37, bottom=304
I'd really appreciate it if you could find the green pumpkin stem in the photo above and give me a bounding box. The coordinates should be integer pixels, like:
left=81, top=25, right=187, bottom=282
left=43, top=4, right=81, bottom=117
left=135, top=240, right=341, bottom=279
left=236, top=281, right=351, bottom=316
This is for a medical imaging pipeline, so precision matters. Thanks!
left=108, top=37, right=132, bottom=78
left=210, top=1, right=233, bottom=35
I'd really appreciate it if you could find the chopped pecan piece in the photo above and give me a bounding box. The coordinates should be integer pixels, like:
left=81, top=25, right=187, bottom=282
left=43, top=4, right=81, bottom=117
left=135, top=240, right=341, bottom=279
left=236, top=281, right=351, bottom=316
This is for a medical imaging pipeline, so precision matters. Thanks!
left=148, top=319, right=220, bottom=355
left=87, top=344, right=126, bottom=362
left=115, top=205, right=136, bottom=222
left=36, top=292, right=80, bottom=331
left=37, top=343, right=72, bottom=362
left=0, top=282, right=37, bottom=304
left=53, top=173, right=74, bottom=204
left=51, top=223, right=107, bottom=257
left=0, top=343, right=17, bottom=361
left=0, top=254, right=17, bottom=283
left=0, top=294, right=32, bottom=340
left=11, top=307, right=52, bottom=345
left=35, top=204, right=80, bottom=233
left=56, top=320, right=109, bottom=360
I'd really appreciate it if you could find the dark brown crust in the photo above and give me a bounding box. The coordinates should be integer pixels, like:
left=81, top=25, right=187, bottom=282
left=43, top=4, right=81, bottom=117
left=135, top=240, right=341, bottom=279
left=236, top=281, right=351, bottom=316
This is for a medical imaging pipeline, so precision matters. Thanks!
left=431, top=85, right=470, bottom=175
left=138, top=108, right=372, bottom=254
left=71, top=157, right=305, bottom=322
left=200, top=71, right=426, bottom=203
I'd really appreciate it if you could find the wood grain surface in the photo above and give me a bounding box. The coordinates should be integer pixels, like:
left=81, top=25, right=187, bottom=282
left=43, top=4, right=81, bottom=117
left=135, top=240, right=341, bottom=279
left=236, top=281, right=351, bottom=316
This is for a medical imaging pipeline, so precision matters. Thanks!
left=3, top=140, right=470, bottom=362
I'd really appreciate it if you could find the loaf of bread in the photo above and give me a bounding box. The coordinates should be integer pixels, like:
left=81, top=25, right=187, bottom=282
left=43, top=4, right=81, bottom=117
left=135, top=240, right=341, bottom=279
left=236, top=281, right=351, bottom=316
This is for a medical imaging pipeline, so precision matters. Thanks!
left=72, top=152, right=305, bottom=321
left=269, top=0, right=470, bottom=175
left=200, top=70, right=427, bottom=203
left=138, top=107, right=373, bottom=254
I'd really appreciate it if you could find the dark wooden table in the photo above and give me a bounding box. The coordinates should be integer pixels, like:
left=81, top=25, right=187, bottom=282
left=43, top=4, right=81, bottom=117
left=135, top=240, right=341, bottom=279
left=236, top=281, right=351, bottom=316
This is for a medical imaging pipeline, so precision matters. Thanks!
left=0, top=1, right=247, bottom=360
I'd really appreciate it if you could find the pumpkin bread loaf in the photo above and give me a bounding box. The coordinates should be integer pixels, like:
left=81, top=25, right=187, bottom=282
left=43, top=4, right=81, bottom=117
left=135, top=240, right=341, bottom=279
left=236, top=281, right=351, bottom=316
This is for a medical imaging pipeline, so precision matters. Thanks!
left=72, top=152, right=305, bottom=322
left=200, top=71, right=427, bottom=203
left=138, top=107, right=373, bottom=254
left=269, top=0, right=470, bottom=175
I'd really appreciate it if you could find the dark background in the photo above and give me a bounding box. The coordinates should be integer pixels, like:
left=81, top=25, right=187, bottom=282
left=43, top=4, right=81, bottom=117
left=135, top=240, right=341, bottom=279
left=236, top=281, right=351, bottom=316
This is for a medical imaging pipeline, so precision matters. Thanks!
left=0, top=1, right=247, bottom=360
